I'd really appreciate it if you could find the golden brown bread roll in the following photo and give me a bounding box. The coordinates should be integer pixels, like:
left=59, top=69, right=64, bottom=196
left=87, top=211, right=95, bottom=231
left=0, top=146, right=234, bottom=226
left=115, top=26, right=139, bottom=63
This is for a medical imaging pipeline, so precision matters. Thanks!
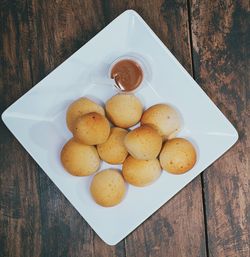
left=97, top=127, right=128, bottom=164
left=105, top=94, right=143, bottom=128
left=141, top=104, right=181, bottom=139
left=66, top=97, right=105, bottom=132
left=124, top=125, right=162, bottom=160
left=90, top=169, right=126, bottom=207
left=61, top=138, right=100, bottom=176
left=72, top=112, right=110, bottom=145
left=159, top=138, right=197, bottom=174
left=122, top=156, right=161, bottom=187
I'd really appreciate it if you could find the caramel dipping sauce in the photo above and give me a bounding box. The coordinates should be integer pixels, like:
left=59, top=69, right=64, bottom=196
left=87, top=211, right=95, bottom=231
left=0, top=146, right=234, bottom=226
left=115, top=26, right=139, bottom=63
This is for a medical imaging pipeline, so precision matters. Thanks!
left=110, top=59, right=143, bottom=92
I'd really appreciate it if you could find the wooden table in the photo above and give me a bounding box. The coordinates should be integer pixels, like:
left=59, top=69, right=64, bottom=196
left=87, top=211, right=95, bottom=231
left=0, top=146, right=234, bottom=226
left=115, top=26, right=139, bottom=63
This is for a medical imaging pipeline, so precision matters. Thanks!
left=0, top=1, right=249, bottom=256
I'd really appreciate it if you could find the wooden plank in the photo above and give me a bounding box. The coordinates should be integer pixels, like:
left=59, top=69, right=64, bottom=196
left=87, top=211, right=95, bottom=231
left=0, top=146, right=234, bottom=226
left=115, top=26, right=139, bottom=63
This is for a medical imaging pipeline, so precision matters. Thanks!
left=103, top=1, right=207, bottom=256
left=0, top=2, right=42, bottom=257
left=189, top=0, right=250, bottom=256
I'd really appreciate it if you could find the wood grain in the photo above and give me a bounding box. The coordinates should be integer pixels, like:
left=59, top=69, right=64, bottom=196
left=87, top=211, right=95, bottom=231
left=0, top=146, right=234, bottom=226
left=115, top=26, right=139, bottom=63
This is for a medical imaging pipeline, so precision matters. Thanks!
left=189, top=0, right=250, bottom=256
left=0, top=2, right=42, bottom=257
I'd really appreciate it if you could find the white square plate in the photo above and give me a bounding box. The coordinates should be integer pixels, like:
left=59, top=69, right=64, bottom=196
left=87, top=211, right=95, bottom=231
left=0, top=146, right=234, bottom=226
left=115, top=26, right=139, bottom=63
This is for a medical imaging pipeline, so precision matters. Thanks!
left=2, top=10, right=238, bottom=245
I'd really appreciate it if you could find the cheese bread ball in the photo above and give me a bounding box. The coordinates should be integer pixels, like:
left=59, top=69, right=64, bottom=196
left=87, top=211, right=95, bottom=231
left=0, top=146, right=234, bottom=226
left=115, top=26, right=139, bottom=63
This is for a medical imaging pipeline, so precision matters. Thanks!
left=90, top=169, right=126, bottom=207
left=141, top=104, right=181, bottom=139
left=122, top=156, right=161, bottom=187
left=97, top=127, right=128, bottom=164
left=160, top=138, right=197, bottom=174
left=66, top=97, right=105, bottom=132
left=73, top=112, right=110, bottom=145
left=124, top=125, right=162, bottom=160
left=61, top=138, right=100, bottom=176
left=105, top=94, right=143, bottom=128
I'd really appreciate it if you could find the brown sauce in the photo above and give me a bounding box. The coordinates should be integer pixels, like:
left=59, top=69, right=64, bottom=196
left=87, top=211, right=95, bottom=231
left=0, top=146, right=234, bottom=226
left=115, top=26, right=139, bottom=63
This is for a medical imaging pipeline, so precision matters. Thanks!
left=111, top=59, right=143, bottom=91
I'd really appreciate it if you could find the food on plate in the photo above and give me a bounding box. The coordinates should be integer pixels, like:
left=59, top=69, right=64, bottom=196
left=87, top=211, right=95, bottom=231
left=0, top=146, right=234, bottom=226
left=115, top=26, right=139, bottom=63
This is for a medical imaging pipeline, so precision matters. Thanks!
left=124, top=125, right=162, bottom=160
left=141, top=104, right=181, bottom=139
left=122, top=156, right=161, bottom=187
left=61, top=88, right=198, bottom=207
left=61, top=138, right=100, bottom=176
left=73, top=112, right=110, bottom=145
left=110, top=59, right=143, bottom=92
left=159, top=138, right=196, bottom=174
left=66, top=97, right=105, bottom=132
left=105, top=94, right=143, bottom=128
left=97, top=127, right=128, bottom=164
left=90, top=169, right=126, bottom=207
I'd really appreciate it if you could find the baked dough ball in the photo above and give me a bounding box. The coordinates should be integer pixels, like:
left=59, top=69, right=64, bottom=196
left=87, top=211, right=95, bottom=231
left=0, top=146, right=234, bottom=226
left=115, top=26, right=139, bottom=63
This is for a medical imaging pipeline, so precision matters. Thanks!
left=73, top=112, right=110, bottom=145
left=124, top=125, right=162, bottom=160
left=66, top=97, right=105, bottom=131
left=141, top=104, right=181, bottom=139
left=97, top=127, right=128, bottom=164
left=105, top=94, right=143, bottom=128
left=160, top=138, right=197, bottom=174
left=61, top=138, right=100, bottom=176
left=122, top=156, right=161, bottom=187
left=90, top=169, right=126, bottom=207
